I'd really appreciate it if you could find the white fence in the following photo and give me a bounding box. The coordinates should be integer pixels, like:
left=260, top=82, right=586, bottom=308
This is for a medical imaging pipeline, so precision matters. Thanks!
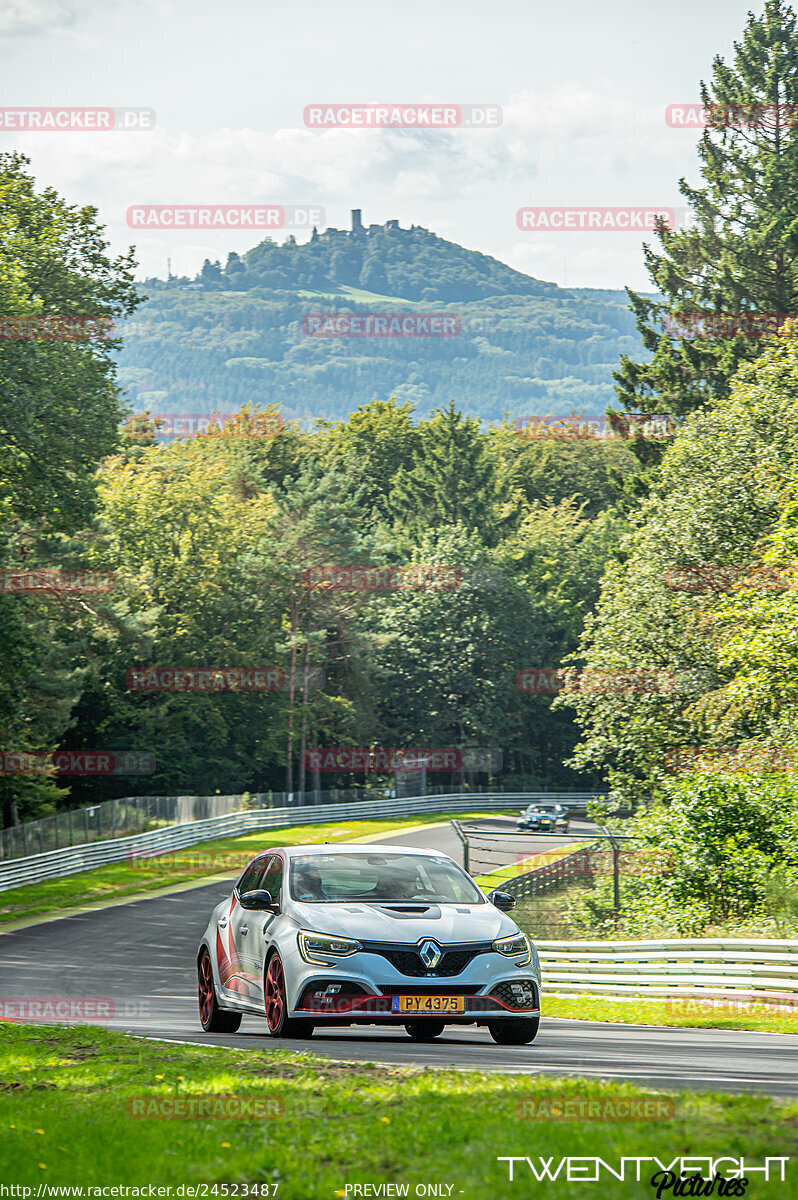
left=537, top=938, right=798, bottom=1004
left=0, top=792, right=595, bottom=894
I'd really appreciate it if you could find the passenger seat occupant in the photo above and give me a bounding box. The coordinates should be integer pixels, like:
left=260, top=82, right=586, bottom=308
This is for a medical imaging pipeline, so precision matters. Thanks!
left=295, top=865, right=325, bottom=900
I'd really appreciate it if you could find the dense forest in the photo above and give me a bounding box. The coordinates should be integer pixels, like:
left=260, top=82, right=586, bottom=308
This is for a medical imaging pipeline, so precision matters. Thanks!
left=5, top=2, right=798, bottom=939
left=117, top=222, right=643, bottom=424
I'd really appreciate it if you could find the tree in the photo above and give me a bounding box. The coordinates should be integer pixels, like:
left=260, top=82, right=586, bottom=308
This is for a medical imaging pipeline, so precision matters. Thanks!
left=263, top=461, right=375, bottom=793
left=614, top=0, right=798, bottom=478
left=564, top=329, right=798, bottom=805
left=0, top=153, right=140, bottom=530
left=388, top=401, right=499, bottom=541
left=319, top=397, right=420, bottom=524
left=0, top=154, right=140, bottom=825
left=82, top=435, right=285, bottom=798
left=498, top=424, right=638, bottom=518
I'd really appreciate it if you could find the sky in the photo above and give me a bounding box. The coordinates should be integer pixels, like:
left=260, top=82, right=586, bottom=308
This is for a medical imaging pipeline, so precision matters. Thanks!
left=0, top=0, right=760, bottom=291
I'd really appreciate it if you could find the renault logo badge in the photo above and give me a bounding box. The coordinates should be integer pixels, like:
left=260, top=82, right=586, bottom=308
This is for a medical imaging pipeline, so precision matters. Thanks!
left=419, top=939, right=442, bottom=969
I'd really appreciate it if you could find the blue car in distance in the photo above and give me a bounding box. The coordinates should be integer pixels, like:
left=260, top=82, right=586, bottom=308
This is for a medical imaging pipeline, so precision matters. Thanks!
left=516, top=803, right=570, bottom=833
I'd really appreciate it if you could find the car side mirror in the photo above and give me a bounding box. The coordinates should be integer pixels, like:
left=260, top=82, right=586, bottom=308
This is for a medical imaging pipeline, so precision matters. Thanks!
left=488, top=889, right=515, bottom=912
left=240, top=888, right=279, bottom=912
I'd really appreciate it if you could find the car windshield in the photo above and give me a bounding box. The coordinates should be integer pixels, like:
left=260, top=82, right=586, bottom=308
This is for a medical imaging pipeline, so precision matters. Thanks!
left=289, top=852, right=484, bottom=904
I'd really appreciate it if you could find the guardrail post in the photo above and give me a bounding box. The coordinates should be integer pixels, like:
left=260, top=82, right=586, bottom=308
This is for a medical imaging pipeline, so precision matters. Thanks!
left=602, top=824, right=620, bottom=924
left=450, top=820, right=469, bottom=872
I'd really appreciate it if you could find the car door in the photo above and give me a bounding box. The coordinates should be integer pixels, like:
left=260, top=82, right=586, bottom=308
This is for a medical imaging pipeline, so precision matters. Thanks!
left=246, top=854, right=284, bottom=1003
left=223, top=855, right=270, bottom=1003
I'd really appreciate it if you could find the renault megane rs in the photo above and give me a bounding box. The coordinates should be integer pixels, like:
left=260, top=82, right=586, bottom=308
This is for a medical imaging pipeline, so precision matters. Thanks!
left=197, top=844, right=541, bottom=1044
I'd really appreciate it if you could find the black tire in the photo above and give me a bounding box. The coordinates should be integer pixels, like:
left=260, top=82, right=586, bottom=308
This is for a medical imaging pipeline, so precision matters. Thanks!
left=197, top=949, right=242, bottom=1033
left=263, top=952, right=314, bottom=1038
left=404, top=1021, right=445, bottom=1040
left=488, top=1015, right=540, bottom=1045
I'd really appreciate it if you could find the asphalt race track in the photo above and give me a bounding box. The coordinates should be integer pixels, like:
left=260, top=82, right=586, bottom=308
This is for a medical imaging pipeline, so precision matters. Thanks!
left=2, top=819, right=797, bottom=1096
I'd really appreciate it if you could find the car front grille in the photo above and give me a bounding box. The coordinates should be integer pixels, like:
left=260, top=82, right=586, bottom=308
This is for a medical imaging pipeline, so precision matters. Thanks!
left=377, top=984, right=484, bottom=996
left=297, top=980, right=371, bottom=1008
left=489, top=979, right=539, bottom=1010
left=362, top=942, right=493, bottom=978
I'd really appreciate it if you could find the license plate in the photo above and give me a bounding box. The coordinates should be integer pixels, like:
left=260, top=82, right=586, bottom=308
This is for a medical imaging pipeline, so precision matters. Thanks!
left=391, top=994, right=465, bottom=1015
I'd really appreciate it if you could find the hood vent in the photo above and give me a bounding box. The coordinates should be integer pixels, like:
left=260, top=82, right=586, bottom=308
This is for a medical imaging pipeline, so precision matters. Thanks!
left=374, top=903, right=438, bottom=918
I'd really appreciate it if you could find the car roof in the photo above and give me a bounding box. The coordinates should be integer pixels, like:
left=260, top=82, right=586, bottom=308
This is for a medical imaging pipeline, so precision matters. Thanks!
left=274, top=844, right=449, bottom=859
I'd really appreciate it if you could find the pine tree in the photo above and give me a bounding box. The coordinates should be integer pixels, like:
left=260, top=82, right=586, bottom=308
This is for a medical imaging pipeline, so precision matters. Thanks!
left=615, top=0, right=798, bottom=469
left=388, top=400, right=499, bottom=541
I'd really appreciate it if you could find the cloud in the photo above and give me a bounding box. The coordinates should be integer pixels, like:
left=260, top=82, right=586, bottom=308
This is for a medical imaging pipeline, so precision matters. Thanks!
left=3, top=81, right=695, bottom=288
left=0, top=0, right=88, bottom=37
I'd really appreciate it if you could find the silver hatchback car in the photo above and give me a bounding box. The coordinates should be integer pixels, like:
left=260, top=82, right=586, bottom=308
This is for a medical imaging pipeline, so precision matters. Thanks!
left=197, top=844, right=541, bottom=1044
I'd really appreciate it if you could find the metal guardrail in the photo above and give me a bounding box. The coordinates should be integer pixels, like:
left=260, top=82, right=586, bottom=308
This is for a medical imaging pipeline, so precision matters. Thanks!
left=536, top=938, right=798, bottom=1002
left=0, top=787, right=600, bottom=860
left=0, top=792, right=602, bottom=894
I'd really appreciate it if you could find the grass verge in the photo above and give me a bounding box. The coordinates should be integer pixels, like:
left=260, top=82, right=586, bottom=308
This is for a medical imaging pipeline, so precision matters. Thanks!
left=1, top=1024, right=796, bottom=1197
left=0, top=812, right=493, bottom=928
left=544, top=993, right=798, bottom=1034
left=472, top=841, right=579, bottom=890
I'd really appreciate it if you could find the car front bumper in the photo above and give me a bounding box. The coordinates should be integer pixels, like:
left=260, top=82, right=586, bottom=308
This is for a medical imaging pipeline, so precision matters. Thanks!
left=287, top=947, right=540, bottom=1024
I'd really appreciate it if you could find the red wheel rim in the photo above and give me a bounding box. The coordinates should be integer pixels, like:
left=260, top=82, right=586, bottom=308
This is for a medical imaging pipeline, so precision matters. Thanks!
left=265, top=955, right=285, bottom=1032
left=198, top=953, right=214, bottom=1025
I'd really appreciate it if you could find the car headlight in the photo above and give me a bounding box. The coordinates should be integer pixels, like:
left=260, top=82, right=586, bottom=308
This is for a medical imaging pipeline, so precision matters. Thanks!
left=297, top=930, right=363, bottom=964
left=492, top=933, right=531, bottom=964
